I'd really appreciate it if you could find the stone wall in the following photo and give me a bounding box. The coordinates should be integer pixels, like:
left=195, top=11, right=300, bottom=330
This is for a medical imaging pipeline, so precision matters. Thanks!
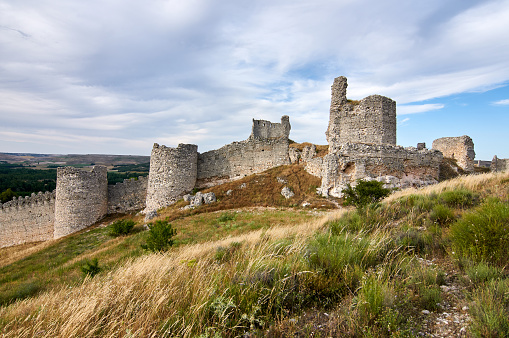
left=251, top=115, right=291, bottom=139
left=0, top=192, right=55, bottom=248
left=197, top=137, right=290, bottom=188
left=196, top=116, right=291, bottom=188
left=491, top=155, right=509, bottom=172
left=145, top=143, right=198, bottom=212
left=432, top=136, right=475, bottom=172
left=107, top=176, right=148, bottom=214
left=326, top=77, right=396, bottom=147
left=319, top=144, right=443, bottom=197
left=54, top=166, right=108, bottom=239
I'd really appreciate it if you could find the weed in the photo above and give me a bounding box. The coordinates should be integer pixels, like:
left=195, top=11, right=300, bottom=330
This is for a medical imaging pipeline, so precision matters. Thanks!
left=450, top=198, right=509, bottom=266
left=466, top=262, right=503, bottom=284
left=469, top=279, right=509, bottom=337
left=429, top=204, right=454, bottom=226
left=217, top=212, right=236, bottom=223
left=80, top=258, right=101, bottom=277
left=141, top=219, right=177, bottom=252
left=108, top=219, right=136, bottom=237
left=439, top=189, right=480, bottom=209
left=342, top=180, right=391, bottom=208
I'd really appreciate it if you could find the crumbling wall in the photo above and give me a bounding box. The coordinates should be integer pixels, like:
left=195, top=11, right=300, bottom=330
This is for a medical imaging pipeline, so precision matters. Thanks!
left=197, top=137, right=290, bottom=188
left=432, top=136, right=475, bottom=173
left=319, top=144, right=443, bottom=197
left=491, top=155, right=509, bottom=172
left=107, top=176, right=148, bottom=214
left=54, top=166, right=108, bottom=239
left=196, top=116, right=291, bottom=188
left=0, top=192, right=55, bottom=248
left=145, top=143, right=198, bottom=212
left=251, top=115, right=291, bottom=139
left=326, top=77, right=396, bottom=147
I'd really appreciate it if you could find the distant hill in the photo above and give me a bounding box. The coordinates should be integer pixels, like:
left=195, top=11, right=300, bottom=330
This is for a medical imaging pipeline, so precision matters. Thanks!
left=0, top=152, right=150, bottom=167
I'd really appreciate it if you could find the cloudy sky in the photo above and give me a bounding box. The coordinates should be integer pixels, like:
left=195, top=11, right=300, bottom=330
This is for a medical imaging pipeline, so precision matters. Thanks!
left=1, top=0, right=508, bottom=160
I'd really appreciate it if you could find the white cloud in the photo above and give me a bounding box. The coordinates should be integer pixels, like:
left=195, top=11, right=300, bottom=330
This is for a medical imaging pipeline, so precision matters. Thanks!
left=397, top=104, right=445, bottom=115
left=0, top=0, right=509, bottom=157
left=492, top=99, right=509, bottom=106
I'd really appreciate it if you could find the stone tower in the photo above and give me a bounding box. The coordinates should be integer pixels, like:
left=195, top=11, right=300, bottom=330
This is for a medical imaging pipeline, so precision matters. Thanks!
left=145, top=143, right=198, bottom=213
left=54, top=166, right=108, bottom=239
left=326, top=76, right=396, bottom=149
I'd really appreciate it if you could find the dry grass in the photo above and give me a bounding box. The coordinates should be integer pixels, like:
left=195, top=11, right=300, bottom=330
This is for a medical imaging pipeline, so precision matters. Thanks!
left=289, top=142, right=329, bottom=158
left=0, top=240, right=59, bottom=269
left=386, top=170, right=509, bottom=203
left=0, top=211, right=345, bottom=337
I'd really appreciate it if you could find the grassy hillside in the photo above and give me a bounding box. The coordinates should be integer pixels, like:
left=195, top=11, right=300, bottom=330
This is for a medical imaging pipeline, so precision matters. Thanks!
left=0, top=169, right=508, bottom=337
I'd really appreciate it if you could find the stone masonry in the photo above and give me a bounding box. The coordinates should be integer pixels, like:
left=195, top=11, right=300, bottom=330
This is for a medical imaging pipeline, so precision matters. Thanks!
left=432, top=136, right=475, bottom=173
left=326, top=76, right=396, bottom=148
left=107, top=176, right=148, bottom=214
left=491, top=155, right=509, bottom=172
left=54, top=166, right=108, bottom=239
left=196, top=116, right=291, bottom=188
left=319, top=77, right=442, bottom=197
left=145, top=143, right=198, bottom=213
left=0, top=192, right=55, bottom=248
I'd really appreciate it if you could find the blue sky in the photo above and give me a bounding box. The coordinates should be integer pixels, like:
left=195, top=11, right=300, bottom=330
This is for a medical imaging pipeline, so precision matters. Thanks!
left=0, top=0, right=508, bottom=160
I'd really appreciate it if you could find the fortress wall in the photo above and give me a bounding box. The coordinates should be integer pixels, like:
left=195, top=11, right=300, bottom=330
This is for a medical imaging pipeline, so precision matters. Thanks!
left=491, top=156, right=509, bottom=172
left=320, top=143, right=442, bottom=197
left=107, top=176, right=148, bottom=214
left=432, top=136, right=475, bottom=172
left=326, top=77, right=396, bottom=147
left=145, top=143, right=198, bottom=212
left=197, top=137, right=290, bottom=188
left=251, top=115, right=291, bottom=139
left=0, top=192, right=55, bottom=248
left=54, top=166, right=108, bottom=239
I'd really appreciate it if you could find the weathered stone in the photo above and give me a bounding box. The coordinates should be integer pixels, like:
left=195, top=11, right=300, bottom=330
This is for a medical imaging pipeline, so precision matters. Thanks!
left=203, top=192, right=217, bottom=204
left=417, top=142, right=426, bottom=150
left=144, top=210, right=158, bottom=221
left=288, top=147, right=300, bottom=164
left=491, top=155, right=509, bottom=172
left=326, top=76, right=396, bottom=147
left=432, top=136, right=475, bottom=173
left=54, top=166, right=108, bottom=239
left=301, top=144, right=316, bottom=162
left=281, top=186, right=295, bottom=199
left=145, top=143, right=198, bottom=213
left=108, top=176, right=148, bottom=214
left=320, top=77, right=442, bottom=198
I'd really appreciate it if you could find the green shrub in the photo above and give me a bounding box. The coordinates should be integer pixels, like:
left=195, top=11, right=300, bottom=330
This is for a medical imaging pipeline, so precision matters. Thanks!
left=450, top=199, right=509, bottom=266
left=353, top=274, right=395, bottom=324
left=80, top=258, right=101, bottom=277
left=439, top=189, right=480, bottom=209
left=108, top=219, right=136, bottom=237
left=141, top=220, right=177, bottom=252
left=469, top=279, right=509, bottom=337
left=342, top=180, right=391, bottom=208
left=217, top=212, right=236, bottom=223
left=429, top=204, right=455, bottom=226
left=466, top=262, right=503, bottom=284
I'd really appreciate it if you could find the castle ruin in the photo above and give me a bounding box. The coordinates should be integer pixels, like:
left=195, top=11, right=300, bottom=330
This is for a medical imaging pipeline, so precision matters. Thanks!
left=316, top=76, right=443, bottom=197
left=432, top=136, right=476, bottom=173
left=1, top=75, right=499, bottom=248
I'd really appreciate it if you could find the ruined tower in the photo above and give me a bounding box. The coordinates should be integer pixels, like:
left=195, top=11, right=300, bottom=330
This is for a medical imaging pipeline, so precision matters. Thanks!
left=145, top=143, right=198, bottom=213
left=326, top=76, right=396, bottom=149
left=54, top=166, right=108, bottom=239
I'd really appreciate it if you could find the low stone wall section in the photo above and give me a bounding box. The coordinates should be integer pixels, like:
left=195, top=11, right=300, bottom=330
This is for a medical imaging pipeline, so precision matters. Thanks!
left=0, top=191, right=55, bottom=248
left=432, top=136, right=475, bottom=173
left=491, top=156, right=509, bottom=172
left=107, top=176, right=148, bottom=214
left=145, top=143, right=198, bottom=212
left=319, top=143, right=443, bottom=197
left=197, top=137, right=290, bottom=188
left=54, top=166, right=108, bottom=239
